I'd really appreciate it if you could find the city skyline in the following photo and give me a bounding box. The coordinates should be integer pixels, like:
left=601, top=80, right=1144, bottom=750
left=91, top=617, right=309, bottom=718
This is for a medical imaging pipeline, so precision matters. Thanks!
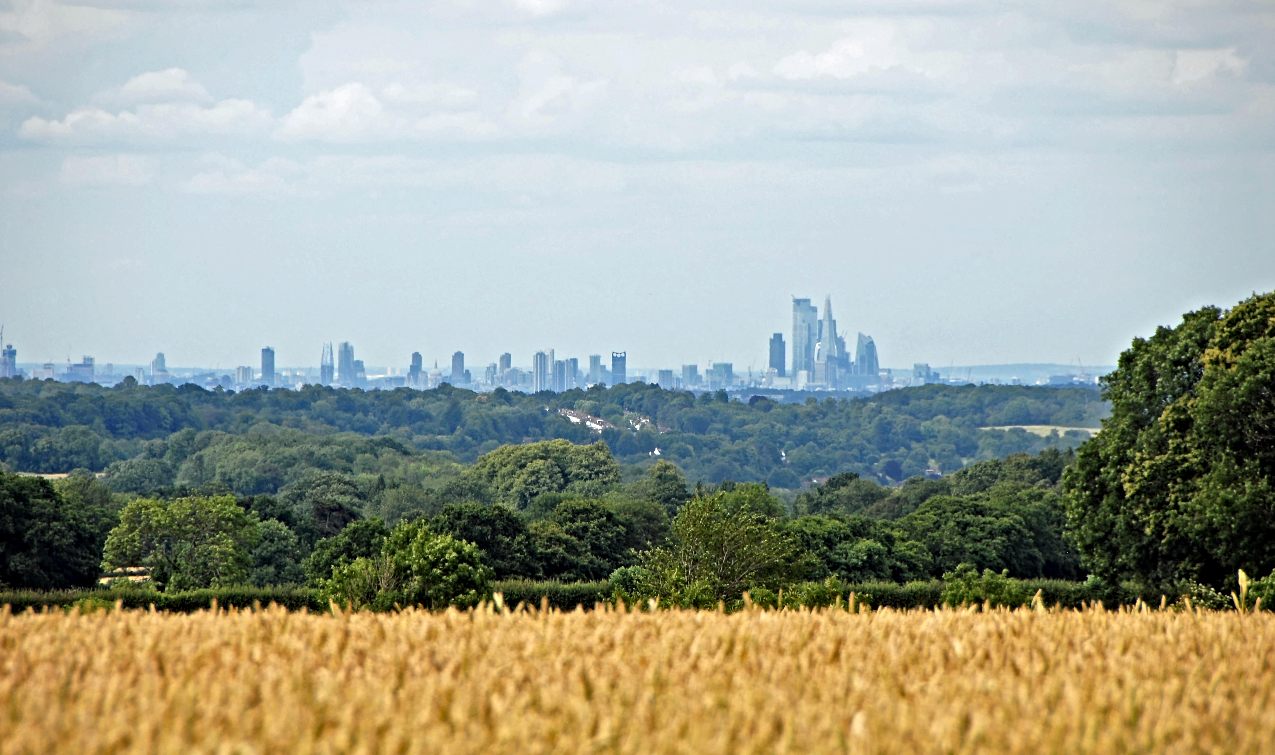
left=2, top=2, right=1270, bottom=375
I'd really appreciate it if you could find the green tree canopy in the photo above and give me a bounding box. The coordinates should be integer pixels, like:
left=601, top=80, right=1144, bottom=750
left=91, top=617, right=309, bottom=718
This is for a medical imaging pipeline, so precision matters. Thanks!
left=0, top=472, right=107, bottom=589
left=1064, top=292, right=1275, bottom=589
left=101, top=494, right=260, bottom=591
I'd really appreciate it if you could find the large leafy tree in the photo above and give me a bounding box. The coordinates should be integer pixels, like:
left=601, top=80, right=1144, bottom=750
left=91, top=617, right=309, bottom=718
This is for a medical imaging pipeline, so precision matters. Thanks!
left=101, top=495, right=260, bottom=590
left=637, top=484, right=796, bottom=604
left=1064, top=293, right=1275, bottom=589
left=0, top=472, right=106, bottom=588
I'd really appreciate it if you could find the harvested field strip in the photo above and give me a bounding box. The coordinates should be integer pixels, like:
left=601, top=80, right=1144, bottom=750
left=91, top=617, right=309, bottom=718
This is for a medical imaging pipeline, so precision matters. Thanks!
left=1, top=606, right=1272, bottom=754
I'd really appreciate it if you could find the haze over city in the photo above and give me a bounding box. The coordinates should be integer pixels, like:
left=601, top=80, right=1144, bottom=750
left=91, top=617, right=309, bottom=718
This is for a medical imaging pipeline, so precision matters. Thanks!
left=1, top=1, right=1272, bottom=370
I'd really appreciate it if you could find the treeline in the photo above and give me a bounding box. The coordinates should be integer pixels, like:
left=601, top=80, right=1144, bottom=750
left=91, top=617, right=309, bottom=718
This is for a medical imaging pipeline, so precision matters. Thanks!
left=0, top=379, right=1104, bottom=485
left=1, top=439, right=1084, bottom=600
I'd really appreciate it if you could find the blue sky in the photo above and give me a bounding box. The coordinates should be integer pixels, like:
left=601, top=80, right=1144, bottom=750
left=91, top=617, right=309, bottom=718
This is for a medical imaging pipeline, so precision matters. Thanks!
left=1, top=0, right=1272, bottom=372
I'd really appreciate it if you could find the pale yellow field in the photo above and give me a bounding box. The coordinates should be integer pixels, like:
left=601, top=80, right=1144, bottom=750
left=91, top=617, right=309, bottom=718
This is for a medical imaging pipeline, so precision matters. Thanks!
left=2, top=605, right=1273, bottom=754
left=981, top=425, right=1099, bottom=437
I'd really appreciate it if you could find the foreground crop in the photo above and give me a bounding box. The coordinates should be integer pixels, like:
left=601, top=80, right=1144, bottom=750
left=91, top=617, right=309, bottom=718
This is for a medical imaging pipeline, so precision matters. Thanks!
left=2, top=606, right=1273, bottom=753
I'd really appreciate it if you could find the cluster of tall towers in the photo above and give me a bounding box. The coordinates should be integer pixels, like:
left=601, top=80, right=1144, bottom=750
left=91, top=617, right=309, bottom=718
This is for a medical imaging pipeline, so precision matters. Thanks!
left=769, top=296, right=879, bottom=389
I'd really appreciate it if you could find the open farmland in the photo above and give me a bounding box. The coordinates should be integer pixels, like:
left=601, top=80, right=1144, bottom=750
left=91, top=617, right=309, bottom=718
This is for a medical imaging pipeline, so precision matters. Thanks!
left=2, top=605, right=1273, bottom=754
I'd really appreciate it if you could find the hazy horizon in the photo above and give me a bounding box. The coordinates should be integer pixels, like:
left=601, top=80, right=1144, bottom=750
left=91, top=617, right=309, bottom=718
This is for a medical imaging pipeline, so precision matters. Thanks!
left=2, top=1, right=1272, bottom=371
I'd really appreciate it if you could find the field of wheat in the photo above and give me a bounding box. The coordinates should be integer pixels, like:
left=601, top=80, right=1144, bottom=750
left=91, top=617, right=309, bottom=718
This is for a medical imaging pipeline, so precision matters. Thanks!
left=2, top=603, right=1273, bottom=754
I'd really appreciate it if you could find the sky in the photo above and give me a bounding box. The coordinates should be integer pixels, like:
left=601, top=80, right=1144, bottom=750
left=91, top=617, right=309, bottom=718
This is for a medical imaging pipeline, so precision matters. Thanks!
left=1, top=0, right=1272, bottom=373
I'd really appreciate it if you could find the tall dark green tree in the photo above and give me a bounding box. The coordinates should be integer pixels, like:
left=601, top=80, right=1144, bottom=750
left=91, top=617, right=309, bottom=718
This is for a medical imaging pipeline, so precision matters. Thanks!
left=1064, top=293, right=1275, bottom=589
left=0, top=472, right=106, bottom=588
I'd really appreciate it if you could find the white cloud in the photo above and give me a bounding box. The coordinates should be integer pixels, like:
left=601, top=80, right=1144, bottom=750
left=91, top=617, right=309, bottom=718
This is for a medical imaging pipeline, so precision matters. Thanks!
left=0, top=78, right=37, bottom=106
left=275, top=82, right=400, bottom=141
left=510, top=0, right=570, bottom=18
left=98, top=67, right=212, bottom=105
left=59, top=154, right=154, bottom=186
left=20, top=98, right=272, bottom=143
left=182, top=154, right=298, bottom=196
left=1173, top=48, right=1247, bottom=86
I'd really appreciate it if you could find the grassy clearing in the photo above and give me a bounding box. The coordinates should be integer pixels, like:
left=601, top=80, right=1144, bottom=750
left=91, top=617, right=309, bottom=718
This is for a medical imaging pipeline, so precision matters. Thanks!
left=2, top=605, right=1273, bottom=753
left=981, top=425, right=1099, bottom=437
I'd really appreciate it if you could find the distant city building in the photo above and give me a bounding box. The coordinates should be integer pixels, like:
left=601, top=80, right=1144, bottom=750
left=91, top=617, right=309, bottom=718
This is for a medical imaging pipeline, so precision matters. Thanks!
left=150, top=352, right=169, bottom=384
left=610, top=351, right=627, bottom=386
left=450, top=351, right=466, bottom=385
left=0, top=339, right=16, bottom=379
left=588, top=355, right=603, bottom=385
left=792, top=297, right=818, bottom=377
left=855, top=333, right=879, bottom=377
left=337, top=342, right=356, bottom=386
left=261, top=346, right=275, bottom=386
left=657, top=369, right=675, bottom=389
left=409, top=352, right=423, bottom=387
left=552, top=360, right=567, bottom=392
left=708, top=362, right=734, bottom=389
left=681, top=364, right=700, bottom=387
left=499, top=352, right=512, bottom=375
left=532, top=351, right=551, bottom=393
left=235, top=366, right=253, bottom=385
left=320, top=343, right=335, bottom=386
left=565, top=357, right=579, bottom=390
left=913, top=363, right=940, bottom=385
left=484, top=363, right=498, bottom=385
left=768, top=333, right=785, bottom=377
left=353, top=359, right=367, bottom=386
left=66, top=356, right=95, bottom=383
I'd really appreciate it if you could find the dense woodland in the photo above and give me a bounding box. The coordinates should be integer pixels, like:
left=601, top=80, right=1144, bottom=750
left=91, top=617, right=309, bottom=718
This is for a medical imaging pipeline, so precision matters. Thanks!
left=0, top=379, right=1103, bottom=487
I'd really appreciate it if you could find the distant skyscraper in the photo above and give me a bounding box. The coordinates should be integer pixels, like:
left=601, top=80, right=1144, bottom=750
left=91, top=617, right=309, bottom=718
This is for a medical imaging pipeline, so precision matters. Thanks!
left=565, top=357, right=579, bottom=390
left=450, top=351, right=466, bottom=385
left=708, top=362, right=734, bottom=389
left=681, top=364, right=700, bottom=387
left=532, top=351, right=551, bottom=393
left=768, top=333, right=785, bottom=377
left=150, top=352, right=167, bottom=384
left=792, top=297, right=818, bottom=376
left=818, top=295, right=839, bottom=360
left=0, top=339, right=17, bottom=379
left=499, top=352, right=512, bottom=375
left=611, top=352, right=627, bottom=386
left=409, top=352, right=423, bottom=387
left=588, top=355, right=603, bottom=384
left=235, top=366, right=253, bottom=385
left=657, top=369, right=675, bottom=389
left=261, top=346, right=275, bottom=386
left=337, top=342, right=356, bottom=386
left=552, top=360, right=567, bottom=392
left=855, top=333, right=879, bottom=377
left=320, top=343, right=335, bottom=386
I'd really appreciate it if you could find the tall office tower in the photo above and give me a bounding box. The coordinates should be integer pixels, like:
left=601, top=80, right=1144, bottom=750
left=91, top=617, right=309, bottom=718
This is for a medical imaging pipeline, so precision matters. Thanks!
left=409, top=352, right=423, bottom=387
left=484, top=363, right=498, bottom=385
left=498, top=352, right=512, bottom=375
left=792, top=297, right=818, bottom=376
left=532, top=351, right=551, bottom=393
left=320, top=343, right=335, bottom=386
left=337, top=342, right=356, bottom=386
left=0, top=340, right=16, bottom=379
left=657, top=369, right=675, bottom=389
left=855, top=333, right=879, bottom=377
left=353, top=360, right=367, bottom=385
left=150, top=352, right=167, bottom=383
left=552, top=360, right=567, bottom=392
left=588, top=355, right=602, bottom=384
left=261, top=347, right=275, bottom=387
left=565, top=357, right=579, bottom=390
left=451, top=351, right=466, bottom=384
left=610, top=352, right=627, bottom=386
left=681, top=364, right=700, bottom=387
left=818, top=296, right=839, bottom=360
left=768, top=333, right=786, bottom=377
